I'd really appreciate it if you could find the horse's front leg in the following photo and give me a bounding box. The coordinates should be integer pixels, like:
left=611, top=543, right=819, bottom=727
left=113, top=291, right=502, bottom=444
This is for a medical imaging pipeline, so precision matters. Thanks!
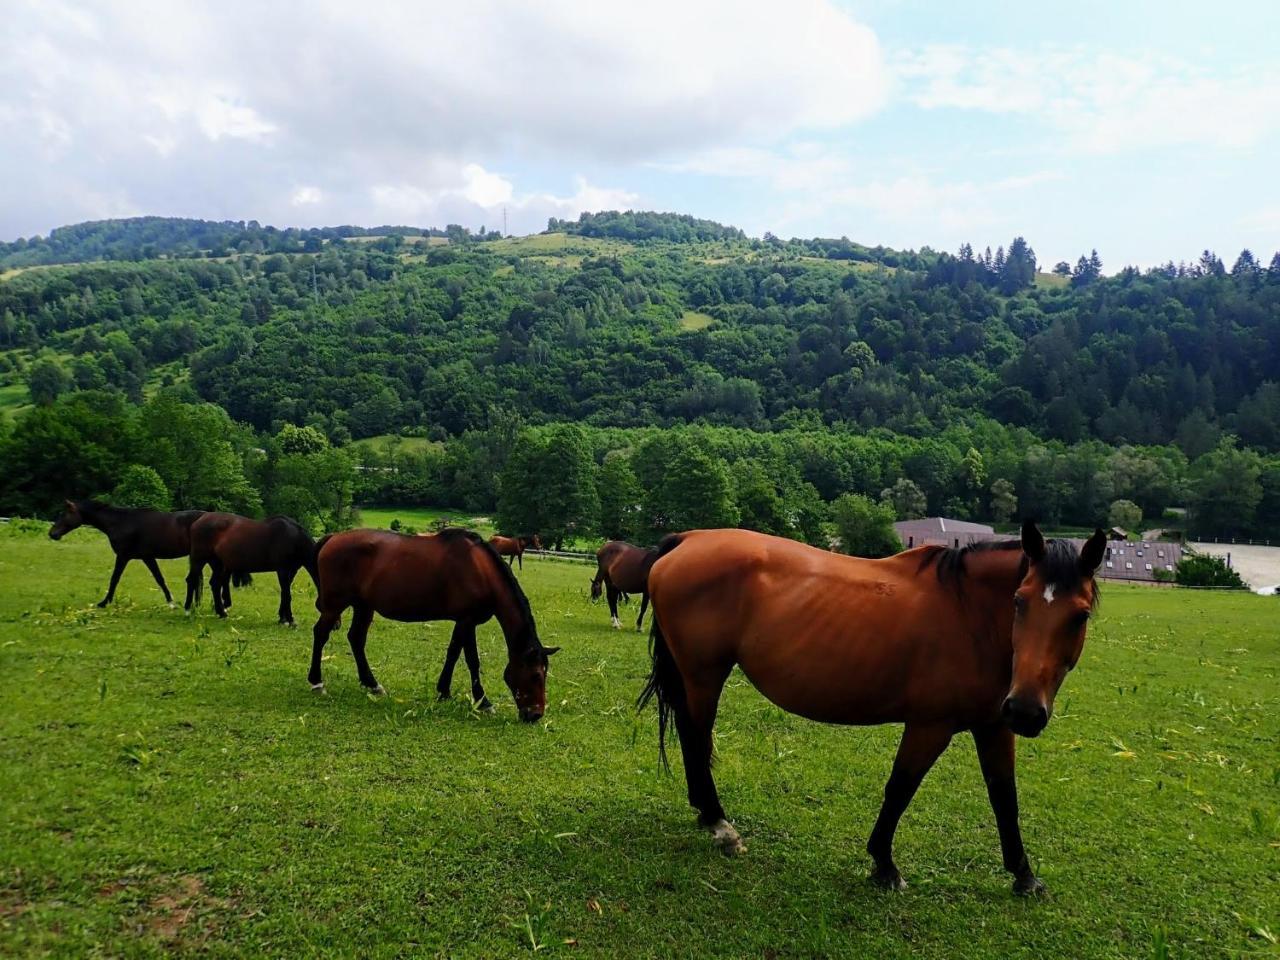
left=210, top=561, right=228, bottom=618
left=607, top=583, right=621, bottom=629
left=636, top=592, right=650, bottom=631
left=99, top=555, right=129, bottom=607
left=459, top=624, right=493, bottom=712
left=867, top=722, right=952, bottom=891
left=973, top=723, right=1044, bottom=896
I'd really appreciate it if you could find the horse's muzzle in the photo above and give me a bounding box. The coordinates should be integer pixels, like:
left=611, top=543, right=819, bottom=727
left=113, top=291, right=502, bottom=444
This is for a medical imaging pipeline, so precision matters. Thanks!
left=519, top=707, right=544, bottom=723
left=1001, top=696, right=1048, bottom=738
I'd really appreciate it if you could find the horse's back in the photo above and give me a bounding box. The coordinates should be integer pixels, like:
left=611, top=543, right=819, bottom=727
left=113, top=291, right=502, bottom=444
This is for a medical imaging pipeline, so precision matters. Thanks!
left=317, top=529, right=488, bottom=622
left=650, top=530, right=957, bottom=724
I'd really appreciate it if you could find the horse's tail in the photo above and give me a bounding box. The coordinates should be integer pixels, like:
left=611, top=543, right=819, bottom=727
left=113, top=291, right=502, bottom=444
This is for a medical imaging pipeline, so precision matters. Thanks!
left=310, top=534, right=332, bottom=586
left=231, top=571, right=253, bottom=588
left=636, top=532, right=689, bottom=771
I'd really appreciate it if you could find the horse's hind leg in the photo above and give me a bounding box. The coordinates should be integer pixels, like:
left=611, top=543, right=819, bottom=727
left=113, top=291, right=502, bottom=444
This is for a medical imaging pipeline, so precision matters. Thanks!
left=345, top=603, right=383, bottom=695
left=184, top=559, right=203, bottom=612
left=142, top=558, right=173, bottom=605
left=636, top=592, right=650, bottom=631
left=99, top=555, right=129, bottom=607
left=308, top=605, right=343, bottom=692
left=436, top=624, right=466, bottom=701
left=668, top=661, right=739, bottom=854
left=277, top=568, right=298, bottom=626
left=210, top=560, right=228, bottom=618
left=866, top=722, right=952, bottom=891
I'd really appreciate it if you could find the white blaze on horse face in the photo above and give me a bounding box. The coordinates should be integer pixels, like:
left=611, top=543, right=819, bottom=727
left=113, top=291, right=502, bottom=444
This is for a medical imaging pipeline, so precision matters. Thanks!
left=1042, top=584, right=1056, bottom=605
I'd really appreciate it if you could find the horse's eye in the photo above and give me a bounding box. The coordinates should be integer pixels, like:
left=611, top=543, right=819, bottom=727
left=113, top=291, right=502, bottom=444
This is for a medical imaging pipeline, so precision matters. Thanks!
left=1070, top=611, right=1090, bottom=631
left=1013, top=595, right=1027, bottom=615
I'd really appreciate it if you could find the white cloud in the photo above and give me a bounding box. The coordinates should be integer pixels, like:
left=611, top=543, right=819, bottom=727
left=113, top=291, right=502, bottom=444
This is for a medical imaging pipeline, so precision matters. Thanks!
left=0, top=0, right=887, bottom=237
left=291, top=186, right=323, bottom=206
left=897, top=45, right=1280, bottom=154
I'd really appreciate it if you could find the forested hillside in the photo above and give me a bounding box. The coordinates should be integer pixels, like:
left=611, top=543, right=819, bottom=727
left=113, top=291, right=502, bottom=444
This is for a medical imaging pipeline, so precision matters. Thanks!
left=2, top=212, right=1278, bottom=540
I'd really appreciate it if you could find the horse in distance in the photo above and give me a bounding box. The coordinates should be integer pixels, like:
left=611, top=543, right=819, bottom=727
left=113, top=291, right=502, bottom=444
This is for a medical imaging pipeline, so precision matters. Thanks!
left=49, top=499, right=205, bottom=607
left=639, top=520, right=1107, bottom=895
left=309, top=528, right=558, bottom=721
left=490, top=533, right=542, bottom=570
left=590, top=540, right=659, bottom=630
left=185, top=513, right=317, bottom=625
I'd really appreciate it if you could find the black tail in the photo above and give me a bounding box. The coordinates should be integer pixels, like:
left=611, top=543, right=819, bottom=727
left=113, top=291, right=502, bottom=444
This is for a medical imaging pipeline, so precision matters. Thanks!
left=231, top=571, right=253, bottom=588
left=310, top=534, right=332, bottom=588
left=636, top=532, right=689, bottom=771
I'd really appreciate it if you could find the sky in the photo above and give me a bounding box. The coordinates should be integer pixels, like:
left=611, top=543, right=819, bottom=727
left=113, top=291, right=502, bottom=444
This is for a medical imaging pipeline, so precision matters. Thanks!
left=2, top=0, right=1279, bottom=269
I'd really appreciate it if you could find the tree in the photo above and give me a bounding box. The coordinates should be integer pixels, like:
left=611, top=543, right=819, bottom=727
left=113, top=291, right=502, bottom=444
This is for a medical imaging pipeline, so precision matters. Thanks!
left=597, top=452, right=642, bottom=541
left=111, top=464, right=171, bottom=510
left=831, top=493, right=901, bottom=557
left=26, top=360, right=70, bottom=406
left=1175, top=552, right=1246, bottom=589
left=538, top=424, right=600, bottom=548
left=1108, top=499, right=1142, bottom=532
left=277, top=423, right=329, bottom=455
left=1187, top=438, right=1262, bottom=537
left=880, top=477, right=927, bottom=520
left=496, top=431, right=548, bottom=538
left=990, top=478, right=1018, bottom=524
left=639, top=435, right=738, bottom=537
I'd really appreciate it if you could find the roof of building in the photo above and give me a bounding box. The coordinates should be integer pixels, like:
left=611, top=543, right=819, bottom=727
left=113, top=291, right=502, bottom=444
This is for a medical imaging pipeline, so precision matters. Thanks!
left=892, top=517, right=996, bottom=536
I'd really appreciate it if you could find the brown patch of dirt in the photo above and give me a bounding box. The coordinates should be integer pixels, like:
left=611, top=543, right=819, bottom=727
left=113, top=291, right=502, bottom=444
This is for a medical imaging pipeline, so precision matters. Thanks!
left=135, top=874, right=233, bottom=944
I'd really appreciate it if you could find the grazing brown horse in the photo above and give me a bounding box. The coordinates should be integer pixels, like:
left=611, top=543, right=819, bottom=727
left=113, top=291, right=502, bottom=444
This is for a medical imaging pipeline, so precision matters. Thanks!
left=639, top=520, right=1107, bottom=895
left=591, top=540, right=659, bottom=630
left=489, top=534, right=542, bottom=570
left=49, top=500, right=205, bottom=607
left=185, top=513, right=317, bottom=625
left=309, top=528, right=558, bottom=721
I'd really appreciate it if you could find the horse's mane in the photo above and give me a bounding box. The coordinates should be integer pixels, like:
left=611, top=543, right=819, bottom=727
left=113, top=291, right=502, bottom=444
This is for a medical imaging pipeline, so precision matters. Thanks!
left=921, top=537, right=1099, bottom=608
left=439, top=527, right=541, bottom=649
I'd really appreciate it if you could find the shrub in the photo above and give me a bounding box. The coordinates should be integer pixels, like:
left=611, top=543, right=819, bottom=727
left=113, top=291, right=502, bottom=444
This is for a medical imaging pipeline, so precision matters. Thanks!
left=1174, top=552, right=1246, bottom=589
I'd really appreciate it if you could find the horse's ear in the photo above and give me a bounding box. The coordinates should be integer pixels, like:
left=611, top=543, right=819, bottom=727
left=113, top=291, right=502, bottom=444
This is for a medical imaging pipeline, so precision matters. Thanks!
left=1079, top=528, right=1107, bottom=575
left=544, top=646, right=560, bottom=657
left=1021, top=519, right=1045, bottom=562
left=65, top=499, right=76, bottom=511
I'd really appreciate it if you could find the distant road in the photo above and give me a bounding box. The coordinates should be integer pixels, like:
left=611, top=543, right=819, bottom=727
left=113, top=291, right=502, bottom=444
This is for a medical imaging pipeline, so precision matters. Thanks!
left=1190, top=542, right=1280, bottom=593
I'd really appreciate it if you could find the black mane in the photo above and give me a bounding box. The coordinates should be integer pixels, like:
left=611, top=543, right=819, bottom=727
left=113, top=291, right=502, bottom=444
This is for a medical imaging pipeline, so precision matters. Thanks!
left=440, top=527, right=541, bottom=651
left=923, top=537, right=1099, bottom=607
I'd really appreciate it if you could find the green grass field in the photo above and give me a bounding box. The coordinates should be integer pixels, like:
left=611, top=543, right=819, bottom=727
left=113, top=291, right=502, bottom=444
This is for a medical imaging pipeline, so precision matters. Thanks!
left=679, top=310, right=716, bottom=331
left=1, top=524, right=1277, bottom=958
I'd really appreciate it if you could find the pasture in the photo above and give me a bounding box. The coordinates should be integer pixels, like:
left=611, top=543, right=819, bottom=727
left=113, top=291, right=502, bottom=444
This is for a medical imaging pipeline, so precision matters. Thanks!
left=1, top=524, right=1277, bottom=958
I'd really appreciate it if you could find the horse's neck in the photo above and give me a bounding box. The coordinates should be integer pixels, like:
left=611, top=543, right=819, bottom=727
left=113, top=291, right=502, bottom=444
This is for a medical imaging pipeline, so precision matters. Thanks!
left=80, top=502, right=123, bottom=533
left=489, top=579, right=537, bottom=660
left=954, top=549, right=1023, bottom=654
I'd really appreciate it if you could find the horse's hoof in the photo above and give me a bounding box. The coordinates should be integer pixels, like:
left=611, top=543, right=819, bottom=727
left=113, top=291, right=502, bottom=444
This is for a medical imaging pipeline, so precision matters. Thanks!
left=310, top=682, right=326, bottom=695
left=368, top=684, right=387, bottom=697
left=97, top=601, right=108, bottom=609
left=280, top=620, right=296, bottom=629
left=436, top=690, right=451, bottom=702
left=478, top=699, right=495, bottom=714
left=1013, top=875, right=1046, bottom=897
left=870, top=867, right=907, bottom=892
left=708, top=819, right=746, bottom=856
left=167, top=602, right=176, bottom=610
left=611, top=618, right=621, bottom=630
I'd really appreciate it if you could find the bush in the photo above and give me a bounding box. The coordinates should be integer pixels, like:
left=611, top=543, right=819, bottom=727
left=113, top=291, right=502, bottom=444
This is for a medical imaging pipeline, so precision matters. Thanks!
left=832, top=493, right=902, bottom=558
left=1174, top=552, right=1246, bottom=589
left=111, top=464, right=171, bottom=510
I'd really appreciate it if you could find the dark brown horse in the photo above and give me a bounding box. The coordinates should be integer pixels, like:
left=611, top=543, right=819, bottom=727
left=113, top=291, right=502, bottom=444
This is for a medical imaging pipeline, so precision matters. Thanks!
left=49, top=500, right=205, bottom=607
left=639, top=520, right=1107, bottom=895
left=489, top=534, right=542, bottom=570
left=591, top=540, right=658, bottom=630
left=309, top=528, right=558, bottom=721
left=185, top=513, right=317, bottom=625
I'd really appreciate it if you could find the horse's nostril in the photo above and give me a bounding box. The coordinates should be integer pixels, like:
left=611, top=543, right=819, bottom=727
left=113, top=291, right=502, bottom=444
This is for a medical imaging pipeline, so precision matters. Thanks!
left=1000, top=698, right=1015, bottom=719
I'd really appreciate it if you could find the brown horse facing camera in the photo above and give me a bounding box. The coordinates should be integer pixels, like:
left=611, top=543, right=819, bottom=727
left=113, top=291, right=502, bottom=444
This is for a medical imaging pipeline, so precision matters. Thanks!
left=590, top=540, right=659, bottom=631
left=640, top=520, right=1107, bottom=896
left=489, top=534, right=542, bottom=570
left=310, top=529, right=558, bottom=721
